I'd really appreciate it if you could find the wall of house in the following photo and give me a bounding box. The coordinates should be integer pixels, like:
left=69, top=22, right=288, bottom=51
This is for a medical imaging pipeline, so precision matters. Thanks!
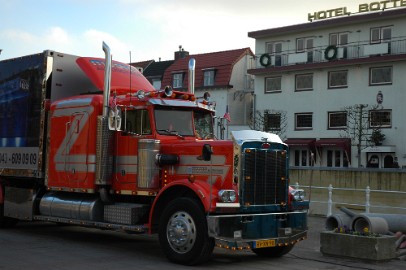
left=252, top=12, right=406, bottom=168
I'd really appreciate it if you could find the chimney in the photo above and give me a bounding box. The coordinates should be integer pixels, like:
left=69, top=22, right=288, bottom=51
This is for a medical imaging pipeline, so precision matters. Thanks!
left=174, top=45, right=189, bottom=60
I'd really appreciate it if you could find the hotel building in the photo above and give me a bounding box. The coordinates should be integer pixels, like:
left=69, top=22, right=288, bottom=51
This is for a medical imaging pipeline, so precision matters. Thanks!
left=248, top=7, right=406, bottom=168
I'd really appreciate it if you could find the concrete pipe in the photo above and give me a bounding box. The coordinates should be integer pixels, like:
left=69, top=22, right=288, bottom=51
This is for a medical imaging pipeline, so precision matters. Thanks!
left=325, top=214, right=353, bottom=230
left=352, top=215, right=389, bottom=234
left=339, top=207, right=357, bottom=218
left=360, top=213, right=406, bottom=234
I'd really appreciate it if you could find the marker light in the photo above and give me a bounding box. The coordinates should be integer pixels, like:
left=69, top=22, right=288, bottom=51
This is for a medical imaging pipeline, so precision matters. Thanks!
left=262, top=143, right=270, bottom=149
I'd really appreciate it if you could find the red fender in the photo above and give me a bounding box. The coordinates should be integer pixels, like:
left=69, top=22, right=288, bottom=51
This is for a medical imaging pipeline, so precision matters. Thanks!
left=148, top=179, right=217, bottom=233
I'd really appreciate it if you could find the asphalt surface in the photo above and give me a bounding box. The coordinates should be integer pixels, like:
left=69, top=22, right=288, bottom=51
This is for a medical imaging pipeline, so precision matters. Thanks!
left=0, top=216, right=404, bottom=270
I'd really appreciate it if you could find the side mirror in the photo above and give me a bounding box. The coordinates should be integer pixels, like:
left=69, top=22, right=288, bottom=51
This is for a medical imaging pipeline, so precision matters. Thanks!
left=108, top=106, right=122, bottom=131
left=202, top=144, right=213, bottom=161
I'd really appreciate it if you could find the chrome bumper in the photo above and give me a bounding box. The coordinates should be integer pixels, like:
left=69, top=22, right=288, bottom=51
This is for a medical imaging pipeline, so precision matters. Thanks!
left=207, top=211, right=308, bottom=249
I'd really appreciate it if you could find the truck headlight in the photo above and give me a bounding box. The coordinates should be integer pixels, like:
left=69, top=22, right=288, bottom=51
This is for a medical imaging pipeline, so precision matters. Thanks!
left=290, top=189, right=305, bottom=201
left=218, top=190, right=236, bottom=203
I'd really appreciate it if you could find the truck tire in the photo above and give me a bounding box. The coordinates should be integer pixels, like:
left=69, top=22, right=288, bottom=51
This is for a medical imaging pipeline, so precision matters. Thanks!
left=158, top=197, right=214, bottom=265
left=252, top=244, right=294, bottom=257
left=0, top=204, right=18, bottom=228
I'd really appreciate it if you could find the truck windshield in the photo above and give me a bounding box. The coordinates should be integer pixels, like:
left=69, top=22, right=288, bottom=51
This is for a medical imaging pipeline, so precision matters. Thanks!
left=194, top=111, right=214, bottom=139
left=155, top=109, right=194, bottom=136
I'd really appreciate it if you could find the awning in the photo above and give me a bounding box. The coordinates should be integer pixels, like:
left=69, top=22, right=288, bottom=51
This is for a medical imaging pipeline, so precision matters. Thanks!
left=361, top=146, right=396, bottom=153
left=284, top=138, right=316, bottom=147
left=315, top=138, right=352, bottom=164
left=315, top=138, right=350, bottom=148
left=315, top=138, right=351, bottom=154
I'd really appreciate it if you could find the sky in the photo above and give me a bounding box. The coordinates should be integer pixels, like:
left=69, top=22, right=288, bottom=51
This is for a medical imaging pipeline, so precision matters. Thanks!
left=0, top=0, right=376, bottom=63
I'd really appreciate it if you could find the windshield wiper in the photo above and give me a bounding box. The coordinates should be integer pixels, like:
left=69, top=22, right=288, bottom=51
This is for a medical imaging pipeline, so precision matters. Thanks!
left=157, top=129, right=186, bottom=139
left=157, top=129, right=179, bottom=135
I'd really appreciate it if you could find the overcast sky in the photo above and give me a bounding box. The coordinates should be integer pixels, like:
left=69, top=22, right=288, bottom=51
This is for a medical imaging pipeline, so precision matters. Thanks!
left=1, top=0, right=373, bottom=62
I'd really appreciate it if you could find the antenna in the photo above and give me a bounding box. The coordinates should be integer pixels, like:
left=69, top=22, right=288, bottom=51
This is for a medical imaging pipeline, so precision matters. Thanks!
left=129, top=51, right=132, bottom=105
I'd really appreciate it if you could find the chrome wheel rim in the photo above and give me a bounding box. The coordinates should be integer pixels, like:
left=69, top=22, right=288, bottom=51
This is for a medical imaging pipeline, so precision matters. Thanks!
left=166, top=211, right=196, bottom=254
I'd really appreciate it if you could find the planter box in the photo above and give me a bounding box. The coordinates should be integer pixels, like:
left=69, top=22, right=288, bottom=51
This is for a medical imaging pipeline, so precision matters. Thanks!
left=320, top=231, right=396, bottom=261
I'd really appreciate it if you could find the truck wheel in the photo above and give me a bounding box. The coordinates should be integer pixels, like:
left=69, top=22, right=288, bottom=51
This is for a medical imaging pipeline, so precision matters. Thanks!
left=0, top=204, right=18, bottom=228
left=158, top=198, right=214, bottom=265
left=252, top=245, right=294, bottom=257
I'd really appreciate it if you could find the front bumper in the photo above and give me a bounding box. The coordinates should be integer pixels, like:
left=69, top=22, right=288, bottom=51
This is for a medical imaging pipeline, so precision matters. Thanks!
left=207, top=211, right=307, bottom=249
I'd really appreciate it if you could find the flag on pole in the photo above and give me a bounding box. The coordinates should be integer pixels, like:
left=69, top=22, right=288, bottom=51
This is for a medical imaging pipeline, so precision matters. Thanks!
left=223, top=105, right=231, bottom=122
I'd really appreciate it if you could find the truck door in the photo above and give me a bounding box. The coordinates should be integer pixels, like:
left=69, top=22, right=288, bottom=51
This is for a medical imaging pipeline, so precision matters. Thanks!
left=65, top=111, right=90, bottom=183
left=114, top=109, right=152, bottom=190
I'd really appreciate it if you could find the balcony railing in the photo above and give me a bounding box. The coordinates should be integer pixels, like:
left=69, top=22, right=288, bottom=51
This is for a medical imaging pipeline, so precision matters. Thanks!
left=254, top=37, right=406, bottom=69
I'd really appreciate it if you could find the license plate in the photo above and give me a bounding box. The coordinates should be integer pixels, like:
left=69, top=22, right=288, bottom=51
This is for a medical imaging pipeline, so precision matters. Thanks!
left=255, top=239, right=276, bottom=248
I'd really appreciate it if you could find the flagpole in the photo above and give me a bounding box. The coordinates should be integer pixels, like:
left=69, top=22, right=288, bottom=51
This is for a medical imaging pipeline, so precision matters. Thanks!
left=223, top=105, right=231, bottom=139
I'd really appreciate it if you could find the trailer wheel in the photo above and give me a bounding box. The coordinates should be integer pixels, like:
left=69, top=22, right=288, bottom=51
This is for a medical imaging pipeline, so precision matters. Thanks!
left=158, top=198, right=214, bottom=265
left=252, top=244, right=294, bottom=257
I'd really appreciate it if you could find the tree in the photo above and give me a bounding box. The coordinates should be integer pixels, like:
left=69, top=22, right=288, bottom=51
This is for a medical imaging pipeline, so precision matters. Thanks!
left=340, top=104, right=384, bottom=167
left=249, top=109, right=287, bottom=140
left=370, top=129, right=385, bottom=146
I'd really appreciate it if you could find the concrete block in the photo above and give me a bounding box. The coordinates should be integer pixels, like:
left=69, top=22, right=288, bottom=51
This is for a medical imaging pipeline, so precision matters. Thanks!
left=320, top=231, right=397, bottom=261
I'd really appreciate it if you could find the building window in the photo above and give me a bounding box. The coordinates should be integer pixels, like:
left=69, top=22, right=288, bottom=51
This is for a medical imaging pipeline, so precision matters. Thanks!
left=152, top=79, right=161, bottom=90
left=328, top=70, right=348, bottom=89
left=295, top=73, right=313, bottom=91
left=327, top=150, right=348, bottom=167
left=295, top=113, right=313, bottom=130
left=172, top=73, right=183, bottom=88
left=370, top=66, right=392, bottom=85
left=204, top=70, right=215, bottom=86
left=266, top=42, right=283, bottom=66
left=294, top=150, right=310, bottom=166
left=329, top=32, right=348, bottom=46
left=329, top=32, right=348, bottom=58
left=296, top=37, right=313, bottom=53
left=266, top=42, right=282, bottom=54
left=328, top=111, right=347, bottom=129
left=264, top=112, right=281, bottom=131
left=370, top=26, right=392, bottom=44
left=369, top=109, right=392, bottom=128
left=265, top=76, right=282, bottom=93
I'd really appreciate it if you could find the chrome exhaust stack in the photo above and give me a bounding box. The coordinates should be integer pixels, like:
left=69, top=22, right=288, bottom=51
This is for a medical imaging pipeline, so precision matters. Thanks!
left=102, top=41, right=112, bottom=117
left=96, top=41, right=113, bottom=196
left=188, top=58, right=195, bottom=94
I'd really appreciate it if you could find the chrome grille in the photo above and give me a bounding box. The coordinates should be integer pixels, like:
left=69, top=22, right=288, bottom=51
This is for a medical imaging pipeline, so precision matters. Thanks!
left=242, top=149, right=287, bottom=205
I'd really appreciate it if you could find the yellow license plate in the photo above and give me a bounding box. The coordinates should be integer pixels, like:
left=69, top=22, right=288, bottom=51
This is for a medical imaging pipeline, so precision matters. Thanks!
left=255, top=239, right=276, bottom=248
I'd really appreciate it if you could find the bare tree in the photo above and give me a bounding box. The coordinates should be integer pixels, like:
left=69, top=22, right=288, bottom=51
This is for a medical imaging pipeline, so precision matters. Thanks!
left=340, top=104, right=383, bottom=167
left=249, top=109, right=287, bottom=140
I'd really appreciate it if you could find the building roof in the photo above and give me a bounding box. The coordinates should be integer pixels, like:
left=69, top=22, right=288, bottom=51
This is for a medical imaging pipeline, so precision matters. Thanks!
left=130, top=60, right=154, bottom=71
left=161, top=48, right=254, bottom=90
left=248, top=7, right=406, bottom=39
left=143, top=60, right=174, bottom=77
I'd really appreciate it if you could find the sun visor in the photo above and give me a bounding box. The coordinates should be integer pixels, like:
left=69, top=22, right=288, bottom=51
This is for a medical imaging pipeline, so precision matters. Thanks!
left=76, top=57, right=155, bottom=93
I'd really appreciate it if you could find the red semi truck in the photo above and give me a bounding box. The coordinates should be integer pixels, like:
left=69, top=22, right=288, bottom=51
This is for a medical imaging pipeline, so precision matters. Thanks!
left=0, top=43, right=308, bottom=265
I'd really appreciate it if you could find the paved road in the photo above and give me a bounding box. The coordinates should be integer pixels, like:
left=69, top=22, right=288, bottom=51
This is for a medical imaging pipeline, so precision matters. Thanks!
left=0, top=216, right=404, bottom=270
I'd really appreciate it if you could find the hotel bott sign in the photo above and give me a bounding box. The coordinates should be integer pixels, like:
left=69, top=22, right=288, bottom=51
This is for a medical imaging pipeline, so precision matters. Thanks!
left=308, top=0, right=406, bottom=21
